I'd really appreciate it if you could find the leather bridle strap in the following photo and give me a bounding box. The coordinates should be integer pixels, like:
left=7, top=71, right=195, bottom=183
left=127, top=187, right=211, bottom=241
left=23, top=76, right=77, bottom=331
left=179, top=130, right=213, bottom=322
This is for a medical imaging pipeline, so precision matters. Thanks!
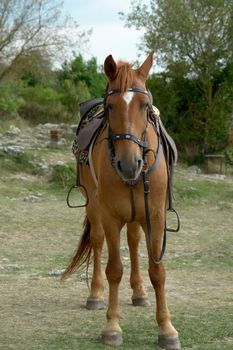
left=104, top=86, right=152, bottom=100
left=110, top=133, right=148, bottom=148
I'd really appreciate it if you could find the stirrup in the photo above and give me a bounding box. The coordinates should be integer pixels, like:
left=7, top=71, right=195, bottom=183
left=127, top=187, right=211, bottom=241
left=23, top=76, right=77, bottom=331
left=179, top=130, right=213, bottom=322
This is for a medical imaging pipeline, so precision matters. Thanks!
left=66, top=184, right=89, bottom=208
left=166, top=208, right=180, bottom=232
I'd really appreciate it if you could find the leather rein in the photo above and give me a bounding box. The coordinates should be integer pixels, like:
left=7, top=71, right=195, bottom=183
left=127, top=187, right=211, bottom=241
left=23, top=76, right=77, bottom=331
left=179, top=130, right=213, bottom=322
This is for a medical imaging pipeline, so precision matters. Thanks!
left=104, top=86, right=168, bottom=264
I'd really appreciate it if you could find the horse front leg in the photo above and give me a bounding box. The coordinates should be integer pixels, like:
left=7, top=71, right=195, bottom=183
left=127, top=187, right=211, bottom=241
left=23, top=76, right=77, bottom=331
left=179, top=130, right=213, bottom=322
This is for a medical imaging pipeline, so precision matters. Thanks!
left=127, top=222, right=150, bottom=306
left=143, top=210, right=181, bottom=350
left=101, top=216, right=124, bottom=347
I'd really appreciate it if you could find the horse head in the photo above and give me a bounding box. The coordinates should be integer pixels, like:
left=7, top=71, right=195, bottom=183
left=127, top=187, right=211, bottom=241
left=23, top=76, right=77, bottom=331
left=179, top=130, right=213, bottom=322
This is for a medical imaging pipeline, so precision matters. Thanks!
left=104, top=52, right=154, bottom=183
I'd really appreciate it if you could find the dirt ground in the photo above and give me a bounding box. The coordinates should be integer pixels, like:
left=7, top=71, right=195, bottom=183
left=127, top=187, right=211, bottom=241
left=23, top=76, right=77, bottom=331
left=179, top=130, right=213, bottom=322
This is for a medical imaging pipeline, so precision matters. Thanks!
left=0, top=167, right=233, bottom=350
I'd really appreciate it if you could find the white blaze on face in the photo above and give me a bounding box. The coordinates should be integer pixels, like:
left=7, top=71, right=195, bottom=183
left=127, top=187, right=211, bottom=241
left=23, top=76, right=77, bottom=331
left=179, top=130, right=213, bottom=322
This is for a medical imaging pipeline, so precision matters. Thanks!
left=123, top=91, right=134, bottom=107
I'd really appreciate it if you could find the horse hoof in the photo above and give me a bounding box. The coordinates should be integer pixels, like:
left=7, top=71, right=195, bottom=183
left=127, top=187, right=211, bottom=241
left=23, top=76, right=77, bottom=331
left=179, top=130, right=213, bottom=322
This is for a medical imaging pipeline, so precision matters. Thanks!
left=158, top=335, right=181, bottom=350
left=101, top=331, right=123, bottom=346
left=86, top=298, right=105, bottom=310
left=132, top=296, right=150, bottom=307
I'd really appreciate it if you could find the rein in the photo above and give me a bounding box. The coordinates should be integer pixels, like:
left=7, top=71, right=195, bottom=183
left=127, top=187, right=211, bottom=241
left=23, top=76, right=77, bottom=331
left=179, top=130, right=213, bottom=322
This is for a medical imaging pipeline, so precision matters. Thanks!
left=104, top=86, right=169, bottom=264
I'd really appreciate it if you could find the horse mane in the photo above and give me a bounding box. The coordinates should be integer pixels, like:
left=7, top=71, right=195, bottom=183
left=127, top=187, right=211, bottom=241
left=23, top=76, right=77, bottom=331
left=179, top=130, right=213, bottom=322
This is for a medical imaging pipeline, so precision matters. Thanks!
left=115, top=60, right=134, bottom=93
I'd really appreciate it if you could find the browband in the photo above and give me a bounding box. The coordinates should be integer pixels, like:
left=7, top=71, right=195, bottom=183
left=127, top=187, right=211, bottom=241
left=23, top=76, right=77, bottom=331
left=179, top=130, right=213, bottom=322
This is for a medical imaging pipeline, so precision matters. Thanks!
left=104, top=86, right=153, bottom=104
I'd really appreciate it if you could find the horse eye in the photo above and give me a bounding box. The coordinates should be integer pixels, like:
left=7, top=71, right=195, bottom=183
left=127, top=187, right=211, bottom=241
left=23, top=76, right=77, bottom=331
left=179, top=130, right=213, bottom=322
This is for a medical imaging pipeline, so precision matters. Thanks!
left=107, top=104, right=113, bottom=110
left=142, top=103, right=149, bottom=111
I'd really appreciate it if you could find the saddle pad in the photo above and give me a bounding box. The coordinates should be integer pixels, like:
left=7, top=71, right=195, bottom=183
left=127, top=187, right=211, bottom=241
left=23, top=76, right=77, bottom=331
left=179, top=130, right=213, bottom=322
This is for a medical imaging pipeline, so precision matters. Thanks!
left=75, top=98, right=105, bottom=150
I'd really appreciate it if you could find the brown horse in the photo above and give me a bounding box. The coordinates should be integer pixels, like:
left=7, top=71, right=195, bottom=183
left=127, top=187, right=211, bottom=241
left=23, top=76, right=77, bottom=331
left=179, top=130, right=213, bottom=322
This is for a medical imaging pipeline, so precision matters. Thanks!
left=63, top=52, right=181, bottom=349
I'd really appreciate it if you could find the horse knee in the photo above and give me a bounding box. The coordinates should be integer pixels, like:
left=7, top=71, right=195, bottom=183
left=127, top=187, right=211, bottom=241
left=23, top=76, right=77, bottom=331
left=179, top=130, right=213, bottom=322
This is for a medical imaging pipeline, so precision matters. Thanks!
left=106, top=260, right=123, bottom=284
left=148, top=263, right=165, bottom=289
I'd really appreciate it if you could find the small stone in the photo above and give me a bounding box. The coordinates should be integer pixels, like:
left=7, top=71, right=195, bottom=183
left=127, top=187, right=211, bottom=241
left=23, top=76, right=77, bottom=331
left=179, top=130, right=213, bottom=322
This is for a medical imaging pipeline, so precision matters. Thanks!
left=187, top=165, right=201, bottom=174
left=0, top=145, right=24, bottom=156
left=23, top=195, right=39, bottom=202
left=79, top=272, right=92, bottom=281
left=0, top=264, right=25, bottom=270
left=214, top=174, right=226, bottom=180
left=123, top=257, right=129, bottom=261
left=139, top=252, right=147, bottom=258
left=120, top=246, right=129, bottom=252
left=48, top=269, right=66, bottom=276
left=6, top=126, right=21, bottom=136
left=57, top=138, right=67, bottom=146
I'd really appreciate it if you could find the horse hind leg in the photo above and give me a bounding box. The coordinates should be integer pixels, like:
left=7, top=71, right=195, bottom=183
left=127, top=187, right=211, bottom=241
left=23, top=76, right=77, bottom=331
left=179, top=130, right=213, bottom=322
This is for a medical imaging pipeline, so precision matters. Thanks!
left=86, top=219, right=105, bottom=310
left=62, top=216, right=105, bottom=310
left=127, top=222, right=150, bottom=307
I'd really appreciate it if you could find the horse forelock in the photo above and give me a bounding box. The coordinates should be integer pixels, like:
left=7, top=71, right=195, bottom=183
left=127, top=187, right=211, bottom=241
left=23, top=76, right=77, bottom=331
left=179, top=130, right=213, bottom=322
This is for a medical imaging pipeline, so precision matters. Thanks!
left=114, top=61, right=134, bottom=93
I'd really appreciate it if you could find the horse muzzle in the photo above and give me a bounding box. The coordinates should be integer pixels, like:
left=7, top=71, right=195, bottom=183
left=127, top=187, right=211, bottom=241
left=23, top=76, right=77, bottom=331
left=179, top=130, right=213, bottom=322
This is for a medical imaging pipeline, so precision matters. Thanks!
left=115, top=154, right=144, bottom=183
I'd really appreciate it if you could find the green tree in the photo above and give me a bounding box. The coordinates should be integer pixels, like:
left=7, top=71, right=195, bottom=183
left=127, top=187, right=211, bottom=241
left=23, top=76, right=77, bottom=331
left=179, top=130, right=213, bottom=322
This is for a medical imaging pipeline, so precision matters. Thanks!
left=60, top=79, right=91, bottom=117
left=59, top=55, right=107, bottom=99
left=0, top=0, right=90, bottom=82
left=122, top=0, right=233, bottom=153
left=11, top=50, right=56, bottom=87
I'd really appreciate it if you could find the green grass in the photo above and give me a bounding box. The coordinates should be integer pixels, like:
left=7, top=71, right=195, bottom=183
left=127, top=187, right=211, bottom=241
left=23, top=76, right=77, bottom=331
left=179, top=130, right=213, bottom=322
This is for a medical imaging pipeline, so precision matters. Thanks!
left=0, top=151, right=44, bottom=175
left=174, top=174, right=233, bottom=204
left=0, top=150, right=233, bottom=350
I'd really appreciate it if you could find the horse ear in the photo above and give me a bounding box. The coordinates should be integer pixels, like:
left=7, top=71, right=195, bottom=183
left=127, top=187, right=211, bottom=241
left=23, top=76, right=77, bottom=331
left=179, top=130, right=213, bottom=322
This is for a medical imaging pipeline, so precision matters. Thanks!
left=104, top=55, right=117, bottom=81
left=136, top=52, right=154, bottom=80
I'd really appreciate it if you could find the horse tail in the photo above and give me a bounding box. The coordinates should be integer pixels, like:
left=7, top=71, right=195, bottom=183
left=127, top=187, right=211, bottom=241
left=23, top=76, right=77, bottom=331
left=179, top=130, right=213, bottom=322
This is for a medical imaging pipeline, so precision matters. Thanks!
left=62, top=216, right=92, bottom=280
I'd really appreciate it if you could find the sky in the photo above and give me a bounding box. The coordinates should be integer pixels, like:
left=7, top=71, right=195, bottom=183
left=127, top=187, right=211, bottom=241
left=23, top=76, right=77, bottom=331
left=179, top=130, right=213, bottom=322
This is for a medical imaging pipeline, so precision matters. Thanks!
left=63, top=0, right=150, bottom=66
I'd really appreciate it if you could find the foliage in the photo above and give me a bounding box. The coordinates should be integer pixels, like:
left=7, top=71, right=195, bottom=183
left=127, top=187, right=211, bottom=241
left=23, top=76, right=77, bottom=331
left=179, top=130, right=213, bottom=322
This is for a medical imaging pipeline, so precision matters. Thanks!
left=0, top=51, right=107, bottom=124
left=59, top=55, right=107, bottom=99
left=12, top=50, right=56, bottom=87
left=123, top=0, right=233, bottom=77
left=0, top=0, right=90, bottom=82
left=60, top=79, right=91, bottom=117
left=50, top=163, right=75, bottom=189
left=0, top=81, right=23, bottom=119
left=123, top=0, right=233, bottom=156
left=18, top=84, right=72, bottom=124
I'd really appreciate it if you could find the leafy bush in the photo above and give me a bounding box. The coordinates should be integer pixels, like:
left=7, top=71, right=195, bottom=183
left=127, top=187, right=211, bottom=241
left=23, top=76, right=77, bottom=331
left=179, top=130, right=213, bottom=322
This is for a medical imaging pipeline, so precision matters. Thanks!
left=50, top=163, right=75, bottom=189
left=0, top=82, right=23, bottom=119
left=18, top=84, right=75, bottom=124
left=18, top=101, right=73, bottom=124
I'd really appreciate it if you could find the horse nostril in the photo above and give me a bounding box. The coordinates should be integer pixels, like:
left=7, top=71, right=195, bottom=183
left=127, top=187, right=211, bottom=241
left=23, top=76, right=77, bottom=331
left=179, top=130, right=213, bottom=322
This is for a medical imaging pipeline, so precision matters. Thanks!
left=117, top=160, right=122, bottom=172
left=116, top=157, right=143, bottom=180
left=137, top=159, right=143, bottom=170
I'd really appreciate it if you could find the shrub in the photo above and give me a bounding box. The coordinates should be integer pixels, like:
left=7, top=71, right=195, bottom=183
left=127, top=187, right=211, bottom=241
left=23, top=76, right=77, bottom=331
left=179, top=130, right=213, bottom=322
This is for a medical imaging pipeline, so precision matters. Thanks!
left=0, top=82, right=23, bottom=119
left=18, top=84, right=75, bottom=124
left=18, top=101, right=73, bottom=124
left=50, top=163, right=75, bottom=189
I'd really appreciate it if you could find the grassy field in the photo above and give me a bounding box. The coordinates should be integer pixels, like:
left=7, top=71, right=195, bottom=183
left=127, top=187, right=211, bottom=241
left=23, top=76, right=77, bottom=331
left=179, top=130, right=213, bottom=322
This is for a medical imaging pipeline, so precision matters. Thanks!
left=0, top=145, right=233, bottom=350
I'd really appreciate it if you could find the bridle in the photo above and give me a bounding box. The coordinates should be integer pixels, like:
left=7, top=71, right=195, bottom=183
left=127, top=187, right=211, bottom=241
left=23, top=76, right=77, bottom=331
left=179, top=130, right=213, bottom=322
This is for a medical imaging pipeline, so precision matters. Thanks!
left=104, top=87, right=151, bottom=160
left=104, top=86, right=167, bottom=264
